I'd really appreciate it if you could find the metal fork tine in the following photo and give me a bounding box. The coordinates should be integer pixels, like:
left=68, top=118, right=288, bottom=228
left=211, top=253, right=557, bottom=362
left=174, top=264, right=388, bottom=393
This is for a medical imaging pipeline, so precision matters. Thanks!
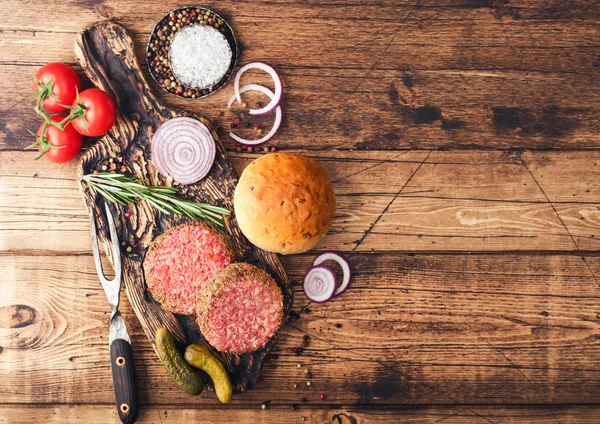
left=90, top=205, right=122, bottom=286
left=105, top=204, right=123, bottom=284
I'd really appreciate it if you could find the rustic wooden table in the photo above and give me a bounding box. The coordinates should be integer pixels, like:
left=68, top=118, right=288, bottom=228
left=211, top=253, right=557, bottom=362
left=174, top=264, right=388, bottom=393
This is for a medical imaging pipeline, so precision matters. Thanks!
left=1, top=1, right=599, bottom=423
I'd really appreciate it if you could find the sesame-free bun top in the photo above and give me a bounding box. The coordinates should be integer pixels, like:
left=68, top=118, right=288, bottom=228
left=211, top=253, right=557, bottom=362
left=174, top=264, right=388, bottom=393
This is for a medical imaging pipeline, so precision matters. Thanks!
left=234, top=153, right=336, bottom=255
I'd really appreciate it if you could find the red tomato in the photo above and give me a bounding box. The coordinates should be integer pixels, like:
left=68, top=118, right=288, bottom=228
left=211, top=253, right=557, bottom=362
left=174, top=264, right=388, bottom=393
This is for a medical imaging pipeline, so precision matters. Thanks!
left=33, top=63, right=81, bottom=113
left=70, top=88, right=117, bottom=137
left=36, top=115, right=83, bottom=163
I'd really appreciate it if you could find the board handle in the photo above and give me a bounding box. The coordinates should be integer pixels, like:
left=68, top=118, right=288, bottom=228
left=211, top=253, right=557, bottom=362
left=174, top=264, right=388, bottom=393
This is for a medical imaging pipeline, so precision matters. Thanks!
left=110, top=339, right=139, bottom=424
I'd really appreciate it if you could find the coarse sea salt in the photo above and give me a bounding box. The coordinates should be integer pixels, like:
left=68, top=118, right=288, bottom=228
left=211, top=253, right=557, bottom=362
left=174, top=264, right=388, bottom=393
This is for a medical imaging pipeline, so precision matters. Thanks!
left=169, top=24, right=232, bottom=90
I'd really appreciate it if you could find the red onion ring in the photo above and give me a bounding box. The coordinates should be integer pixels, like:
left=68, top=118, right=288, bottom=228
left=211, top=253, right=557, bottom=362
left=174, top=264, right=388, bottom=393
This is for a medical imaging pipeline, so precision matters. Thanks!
left=151, top=117, right=216, bottom=185
left=228, top=84, right=282, bottom=146
left=304, top=265, right=337, bottom=303
left=234, top=62, right=282, bottom=116
left=312, top=252, right=352, bottom=296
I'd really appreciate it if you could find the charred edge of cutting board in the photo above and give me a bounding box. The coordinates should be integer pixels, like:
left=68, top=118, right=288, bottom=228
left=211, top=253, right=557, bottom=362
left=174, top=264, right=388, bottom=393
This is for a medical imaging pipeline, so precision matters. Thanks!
left=74, top=20, right=292, bottom=392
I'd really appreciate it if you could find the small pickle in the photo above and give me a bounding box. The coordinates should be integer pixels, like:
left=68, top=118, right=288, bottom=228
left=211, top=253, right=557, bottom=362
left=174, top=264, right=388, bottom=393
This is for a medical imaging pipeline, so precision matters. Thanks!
left=184, top=344, right=233, bottom=403
left=155, top=328, right=204, bottom=395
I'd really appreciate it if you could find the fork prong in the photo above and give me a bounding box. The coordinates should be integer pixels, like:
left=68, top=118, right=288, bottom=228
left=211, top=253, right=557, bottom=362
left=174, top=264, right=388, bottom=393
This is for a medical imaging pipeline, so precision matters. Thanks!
left=104, top=204, right=122, bottom=284
left=90, top=206, right=110, bottom=285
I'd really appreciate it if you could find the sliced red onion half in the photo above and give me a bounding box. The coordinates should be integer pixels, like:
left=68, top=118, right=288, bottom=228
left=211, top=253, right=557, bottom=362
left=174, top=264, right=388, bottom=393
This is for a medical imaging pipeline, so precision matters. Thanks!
left=304, top=265, right=338, bottom=303
left=151, top=117, right=216, bottom=185
left=228, top=84, right=282, bottom=146
left=234, top=62, right=282, bottom=116
left=313, top=252, right=351, bottom=296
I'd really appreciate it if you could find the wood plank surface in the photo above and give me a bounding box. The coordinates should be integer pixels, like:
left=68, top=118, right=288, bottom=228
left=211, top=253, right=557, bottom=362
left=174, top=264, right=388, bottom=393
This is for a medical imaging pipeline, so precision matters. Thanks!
left=2, top=150, right=598, bottom=253
left=0, top=1, right=599, bottom=150
left=1, top=0, right=600, bottom=421
left=3, top=405, right=600, bottom=424
left=2, top=253, right=599, bottom=406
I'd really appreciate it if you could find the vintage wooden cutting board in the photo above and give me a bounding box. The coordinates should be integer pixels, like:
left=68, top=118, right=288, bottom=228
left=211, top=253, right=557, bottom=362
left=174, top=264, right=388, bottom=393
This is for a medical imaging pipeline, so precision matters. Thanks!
left=75, top=21, right=292, bottom=392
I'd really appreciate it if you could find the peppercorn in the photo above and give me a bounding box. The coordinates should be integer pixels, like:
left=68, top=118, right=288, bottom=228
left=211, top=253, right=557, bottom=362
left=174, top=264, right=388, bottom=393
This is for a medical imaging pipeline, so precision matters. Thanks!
left=306, top=381, right=311, bottom=387
left=335, top=323, right=342, bottom=328
left=126, top=246, right=133, bottom=253
left=247, top=146, right=253, bottom=153
left=271, top=147, right=277, bottom=152
left=261, top=403, right=267, bottom=410
left=319, top=394, right=325, bottom=401
left=101, top=165, right=108, bottom=171
left=300, top=397, right=307, bottom=403
left=263, top=146, right=269, bottom=152
left=234, top=118, right=240, bottom=125
left=124, top=211, right=131, bottom=218
left=121, top=242, right=126, bottom=247
left=254, top=124, right=260, bottom=130
left=236, top=146, right=242, bottom=152
left=93, top=169, right=100, bottom=174
left=134, top=155, right=139, bottom=161
left=293, top=384, right=298, bottom=389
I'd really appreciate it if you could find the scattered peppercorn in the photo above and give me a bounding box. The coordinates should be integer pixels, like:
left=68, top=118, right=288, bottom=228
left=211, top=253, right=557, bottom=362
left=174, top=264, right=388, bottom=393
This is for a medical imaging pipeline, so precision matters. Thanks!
left=300, top=397, right=307, bottom=403
left=263, top=146, right=269, bottom=152
left=234, top=118, right=241, bottom=125
left=124, top=211, right=131, bottom=218
left=247, top=146, right=254, bottom=153
left=261, top=403, right=267, bottom=410
left=335, top=323, right=342, bottom=328
left=254, top=124, right=260, bottom=131
left=306, top=381, right=312, bottom=387
left=319, top=394, right=325, bottom=401
left=294, top=347, right=304, bottom=356
left=271, top=147, right=277, bottom=152
left=147, top=7, right=236, bottom=98
left=120, top=165, right=127, bottom=173
left=303, top=335, right=310, bottom=342
left=236, top=146, right=242, bottom=152
left=126, top=246, right=133, bottom=253
left=101, top=165, right=108, bottom=171
left=293, top=384, right=298, bottom=389
left=93, top=169, right=100, bottom=174
left=121, top=242, right=126, bottom=247
left=297, top=363, right=302, bottom=368
left=133, top=155, right=139, bottom=161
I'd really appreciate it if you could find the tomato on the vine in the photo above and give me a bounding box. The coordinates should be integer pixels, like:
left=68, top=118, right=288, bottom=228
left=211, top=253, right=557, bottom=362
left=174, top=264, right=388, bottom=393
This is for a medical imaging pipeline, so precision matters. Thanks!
left=31, top=115, right=83, bottom=163
left=33, top=62, right=81, bottom=113
left=70, top=88, right=117, bottom=137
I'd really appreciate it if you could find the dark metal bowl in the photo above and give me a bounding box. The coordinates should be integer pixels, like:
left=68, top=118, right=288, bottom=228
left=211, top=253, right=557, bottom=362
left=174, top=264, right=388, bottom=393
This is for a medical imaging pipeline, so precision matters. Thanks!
left=146, top=6, right=238, bottom=100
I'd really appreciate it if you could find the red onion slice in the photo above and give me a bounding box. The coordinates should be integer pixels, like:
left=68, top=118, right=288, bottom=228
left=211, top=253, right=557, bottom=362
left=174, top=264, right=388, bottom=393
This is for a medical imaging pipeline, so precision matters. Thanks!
left=151, top=117, right=216, bottom=185
left=228, top=84, right=282, bottom=146
left=234, top=62, right=282, bottom=116
left=313, top=252, right=351, bottom=296
left=304, top=265, right=338, bottom=303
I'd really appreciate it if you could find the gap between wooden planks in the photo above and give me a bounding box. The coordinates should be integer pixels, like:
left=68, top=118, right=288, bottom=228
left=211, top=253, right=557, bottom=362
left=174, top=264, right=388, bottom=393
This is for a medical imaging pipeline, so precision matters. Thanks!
left=2, top=253, right=600, bottom=406
left=1, top=150, right=598, bottom=254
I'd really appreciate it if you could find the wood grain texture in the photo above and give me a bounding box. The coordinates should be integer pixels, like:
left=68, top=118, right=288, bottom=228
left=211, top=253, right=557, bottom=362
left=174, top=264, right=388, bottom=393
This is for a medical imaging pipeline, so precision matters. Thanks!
left=73, top=21, right=291, bottom=392
left=3, top=405, right=600, bottom=424
left=0, top=1, right=599, bottom=150
left=2, top=150, right=598, bottom=253
left=1, top=0, right=600, bottom=420
left=2, top=253, right=599, bottom=406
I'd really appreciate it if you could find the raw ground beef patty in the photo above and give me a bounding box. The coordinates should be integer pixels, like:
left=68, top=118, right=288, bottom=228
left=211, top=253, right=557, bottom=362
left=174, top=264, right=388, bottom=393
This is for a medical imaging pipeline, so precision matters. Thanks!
left=143, top=223, right=234, bottom=315
left=196, top=263, right=284, bottom=353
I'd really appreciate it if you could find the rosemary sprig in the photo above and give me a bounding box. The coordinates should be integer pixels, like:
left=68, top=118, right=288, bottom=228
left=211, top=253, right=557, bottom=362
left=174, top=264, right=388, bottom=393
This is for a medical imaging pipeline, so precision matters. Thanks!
left=81, top=173, right=230, bottom=226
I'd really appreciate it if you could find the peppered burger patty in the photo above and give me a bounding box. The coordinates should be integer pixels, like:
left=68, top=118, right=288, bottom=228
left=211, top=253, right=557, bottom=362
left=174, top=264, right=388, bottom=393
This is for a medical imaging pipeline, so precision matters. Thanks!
left=196, top=263, right=284, bottom=354
left=143, top=223, right=234, bottom=315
